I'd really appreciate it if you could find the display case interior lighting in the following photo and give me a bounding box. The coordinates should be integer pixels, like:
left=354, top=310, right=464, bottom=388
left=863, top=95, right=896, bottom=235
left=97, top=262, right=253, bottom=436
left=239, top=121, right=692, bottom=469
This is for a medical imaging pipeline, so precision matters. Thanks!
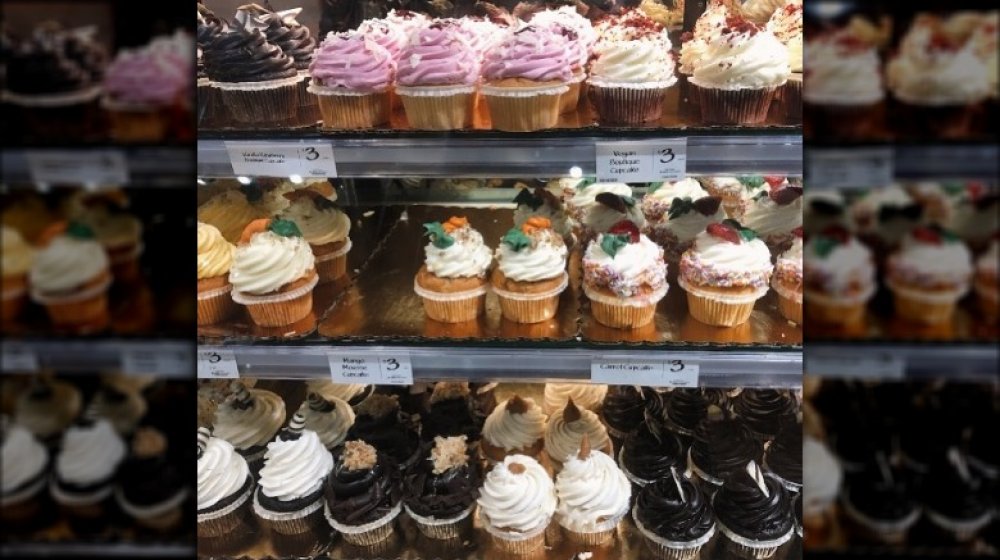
left=289, top=174, right=303, bottom=184
left=36, top=183, right=51, bottom=193
left=236, top=176, right=252, bottom=185
left=197, top=178, right=207, bottom=186
left=569, top=166, right=583, bottom=179
left=808, top=1, right=855, bottom=20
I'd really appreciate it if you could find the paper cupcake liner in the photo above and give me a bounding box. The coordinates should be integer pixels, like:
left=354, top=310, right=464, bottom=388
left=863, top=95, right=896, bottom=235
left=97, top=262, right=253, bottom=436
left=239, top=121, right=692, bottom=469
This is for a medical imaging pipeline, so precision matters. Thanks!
left=716, top=521, right=793, bottom=560
left=309, top=83, right=389, bottom=97
left=689, top=83, right=778, bottom=125
left=887, top=280, right=967, bottom=325
left=923, top=508, right=992, bottom=542
left=557, top=503, right=628, bottom=545
left=481, top=82, right=567, bottom=132
left=314, top=237, right=351, bottom=283
left=781, top=76, right=802, bottom=122
left=678, top=276, right=768, bottom=327
left=559, top=75, right=585, bottom=113
left=493, top=272, right=568, bottom=324
left=232, top=273, right=318, bottom=327
left=214, top=75, right=301, bottom=124
left=198, top=281, right=239, bottom=326
left=31, top=274, right=112, bottom=305
left=115, top=486, right=189, bottom=521
left=687, top=448, right=724, bottom=488
left=587, top=80, right=675, bottom=125
left=325, top=500, right=401, bottom=546
left=1, top=473, right=47, bottom=507
left=253, top=491, right=327, bottom=538
left=49, top=477, right=112, bottom=507
left=396, top=84, right=476, bottom=130
left=772, top=280, right=803, bottom=324
left=309, top=84, right=390, bottom=129
left=2, top=86, right=102, bottom=107
left=404, top=503, right=475, bottom=540
left=584, top=283, right=668, bottom=328
left=214, top=74, right=303, bottom=92
left=479, top=509, right=550, bottom=555
left=633, top=506, right=715, bottom=560
left=414, top=279, right=488, bottom=323
left=839, top=493, right=920, bottom=545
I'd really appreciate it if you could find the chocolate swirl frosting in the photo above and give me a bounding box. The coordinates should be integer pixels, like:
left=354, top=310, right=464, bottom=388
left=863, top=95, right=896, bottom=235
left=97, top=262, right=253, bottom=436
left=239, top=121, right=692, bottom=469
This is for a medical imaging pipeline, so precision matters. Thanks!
left=346, top=406, right=419, bottom=468
left=922, top=454, right=992, bottom=520
left=765, top=419, right=803, bottom=484
left=325, top=446, right=400, bottom=525
left=713, top=465, right=793, bottom=540
left=6, top=33, right=101, bottom=94
left=665, top=389, right=711, bottom=435
left=240, top=6, right=316, bottom=70
left=636, top=475, right=715, bottom=542
left=843, top=466, right=917, bottom=522
left=733, top=390, right=797, bottom=438
left=203, top=27, right=296, bottom=83
left=690, top=416, right=763, bottom=482
left=601, top=385, right=646, bottom=434
left=403, top=450, right=481, bottom=519
left=622, top=420, right=683, bottom=481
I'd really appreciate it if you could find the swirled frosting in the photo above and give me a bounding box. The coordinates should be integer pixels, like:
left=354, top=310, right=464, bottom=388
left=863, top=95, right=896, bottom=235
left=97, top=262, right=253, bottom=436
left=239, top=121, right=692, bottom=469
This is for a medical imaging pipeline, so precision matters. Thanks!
left=301, top=396, right=355, bottom=449
left=887, top=230, right=972, bottom=289
left=642, top=179, right=726, bottom=244
left=513, top=196, right=571, bottom=239
left=56, top=419, right=125, bottom=486
left=103, top=46, right=188, bottom=105
left=495, top=226, right=567, bottom=282
left=356, top=18, right=408, bottom=60
left=680, top=229, right=773, bottom=288
left=236, top=5, right=316, bottom=70
left=482, top=25, right=574, bottom=83
left=384, top=10, right=430, bottom=39
left=198, top=189, right=265, bottom=244
left=802, top=437, right=841, bottom=516
left=396, top=25, right=479, bottom=87
left=230, top=230, right=315, bottom=295
left=309, top=32, right=394, bottom=92
left=259, top=429, right=333, bottom=501
left=601, top=386, right=647, bottom=435
left=742, top=0, right=787, bottom=24
left=690, top=416, right=763, bottom=481
left=531, top=7, right=597, bottom=55
left=482, top=397, right=547, bottom=452
left=5, top=24, right=107, bottom=94
left=2, top=424, right=48, bottom=494
left=555, top=449, right=630, bottom=531
left=403, top=436, right=481, bottom=518
left=72, top=206, right=141, bottom=250
left=423, top=223, right=492, bottom=279
left=305, top=380, right=369, bottom=404
left=203, top=27, right=296, bottom=83
left=713, top=463, right=793, bottom=540
left=30, top=235, right=108, bottom=293
left=590, top=30, right=675, bottom=85
left=804, top=234, right=875, bottom=296
left=477, top=454, right=556, bottom=531
left=568, top=182, right=633, bottom=220
left=198, top=435, right=250, bottom=510
left=733, top=389, right=797, bottom=438
left=742, top=194, right=803, bottom=242
left=679, top=0, right=730, bottom=74
left=213, top=388, right=286, bottom=451
left=2, top=226, right=33, bottom=277
left=325, top=441, right=400, bottom=525
left=804, top=31, right=884, bottom=104
left=278, top=197, right=350, bottom=246
left=197, top=222, right=233, bottom=280
left=886, top=22, right=991, bottom=105
left=623, top=421, right=683, bottom=481
left=584, top=234, right=667, bottom=298
left=544, top=383, right=608, bottom=414
left=690, top=19, right=790, bottom=90
left=545, top=403, right=611, bottom=464
left=767, top=2, right=802, bottom=72
left=636, top=476, right=715, bottom=542
left=775, top=237, right=803, bottom=287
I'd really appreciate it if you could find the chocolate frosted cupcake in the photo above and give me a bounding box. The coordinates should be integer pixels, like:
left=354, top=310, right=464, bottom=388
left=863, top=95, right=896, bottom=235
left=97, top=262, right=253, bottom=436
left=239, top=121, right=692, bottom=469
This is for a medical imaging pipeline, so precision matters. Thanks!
left=115, top=427, right=188, bottom=532
left=346, top=394, right=420, bottom=471
left=601, top=385, right=647, bottom=444
left=921, top=449, right=993, bottom=544
left=203, top=25, right=300, bottom=125
left=403, top=436, right=481, bottom=539
left=324, top=440, right=402, bottom=546
left=620, top=419, right=684, bottom=489
left=689, top=408, right=764, bottom=492
left=634, top=469, right=716, bottom=560
left=421, top=383, right=481, bottom=444
left=197, top=427, right=257, bottom=555
left=300, top=392, right=354, bottom=451
left=212, top=382, right=285, bottom=479
left=764, top=418, right=803, bottom=493
left=197, top=5, right=226, bottom=124
left=840, top=454, right=919, bottom=545
left=732, top=389, right=797, bottom=441
left=662, top=389, right=712, bottom=447
left=713, top=461, right=795, bottom=559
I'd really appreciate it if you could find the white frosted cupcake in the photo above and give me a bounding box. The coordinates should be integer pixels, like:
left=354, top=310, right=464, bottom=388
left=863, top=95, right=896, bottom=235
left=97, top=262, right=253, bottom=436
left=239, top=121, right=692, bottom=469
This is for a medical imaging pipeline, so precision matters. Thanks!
left=803, top=227, right=876, bottom=326
left=543, top=383, right=608, bottom=415
left=741, top=184, right=803, bottom=251
left=49, top=418, right=126, bottom=526
left=480, top=395, right=547, bottom=464
left=1, top=226, right=33, bottom=324
left=477, top=454, right=557, bottom=554
left=414, top=216, right=492, bottom=323
left=544, top=399, right=612, bottom=470
left=641, top=178, right=725, bottom=259
left=197, top=428, right=257, bottom=554
left=1, top=421, right=50, bottom=528
left=278, top=191, right=351, bottom=284
left=700, top=175, right=778, bottom=219
left=512, top=186, right=573, bottom=243
left=849, top=186, right=922, bottom=249
left=29, top=223, right=112, bottom=333
left=299, top=393, right=354, bottom=451
left=772, top=230, right=803, bottom=324
left=212, top=383, right=286, bottom=478
left=492, top=217, right=569, bottom=323
left=554, top=435, right=631, bottom=545
left=566, top=182, right=644, bottom=243
left=803, top=190, right=848, bottom=237
left=582, top=222, right=668, bottom=328
left=886, top=226, right=972, bottom=325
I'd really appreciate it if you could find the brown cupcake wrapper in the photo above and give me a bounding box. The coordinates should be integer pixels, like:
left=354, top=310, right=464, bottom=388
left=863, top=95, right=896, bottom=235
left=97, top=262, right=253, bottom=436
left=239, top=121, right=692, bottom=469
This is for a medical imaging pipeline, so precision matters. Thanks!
left=197, top=282, right=239, bottom=325
left=691, top=83, right=778, bottom=125
left=314, top=238, right=351, bottom=284
left=587, top=82, right=670, bottom=125
left=215, top=76, right=301, bottom=124
left=325, top=501, right=401, bottom=546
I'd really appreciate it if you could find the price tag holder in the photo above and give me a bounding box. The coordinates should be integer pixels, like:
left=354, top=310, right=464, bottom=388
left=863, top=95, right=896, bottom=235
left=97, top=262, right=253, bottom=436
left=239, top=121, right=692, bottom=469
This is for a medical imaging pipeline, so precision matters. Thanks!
left=122, top=347, right=194, bottom=377
left=26, top=150, right=129, bottom=185
left=595, top=139, right=687, bottom=182
left=328, top=352, right=413, bottom=385
left=2, top=345, right=40, bottom=373
left=591, top=358, right=699, bottom=388
left=225, top=141, right=338, bottom=178
left=807, top=352, right=905, bottom=380
left=806, top=148, right=894, bottom=189
left=197, top=350, right=240, bottom=379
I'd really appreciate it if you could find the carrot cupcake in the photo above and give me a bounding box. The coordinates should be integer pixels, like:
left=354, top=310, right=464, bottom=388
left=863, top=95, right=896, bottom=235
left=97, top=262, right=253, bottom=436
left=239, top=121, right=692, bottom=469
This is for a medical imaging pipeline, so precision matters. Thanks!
left=583, top=221, right=668, bottom=329
left=68, top=193, right=144, bottom=284
left=29, top=223, right=111, bottom=333
left=803, top=226, right=876, bottom=326
left=414, top=216, right=492, bottom=323
left=481, top=395, right=547, bottom=463
left=230, top=218, right=317, bottom=328
left=772, top=228, right=803, bottom=324
left=741, top=183, right=803, bottom=251
left=395, top=23, right=479, bottom=130
left=886, top=225, right=972, bottom=325
left=1, top=226, right=33, bottom=324
left=974, top=238, right=998, bottom=321
left=678, top=220, right=773, bottom=327
left=641, top=178, right=725, bottom=260
left=197, top=222, right=238, bottom=326
left=492, top=217, right=568, bottom=323
left=278, top=190, right=351, bottom=284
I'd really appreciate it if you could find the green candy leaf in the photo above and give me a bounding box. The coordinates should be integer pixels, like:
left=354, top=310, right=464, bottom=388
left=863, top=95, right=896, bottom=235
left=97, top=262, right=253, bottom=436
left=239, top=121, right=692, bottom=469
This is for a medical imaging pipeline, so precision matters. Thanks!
left=738, top=176, right=765, bottom=190
left=423, top=222, right=454, bottom=249
left=941, top=182, right=965, bottom=196
left=269, top=219, right=303, bottom=238
left=502, top=228, right=533, bottom=251
left=622, top=195, right=636, bottom=208
left=737, top=227, right=758, bottom=242
left=813, top=236, right=838, bottom=258
left=600, top=233, right=630, bottom=258
left=646, top=182, right=664, bottom=194
left=668, top=197, right=694, bottom=220
left=576, top=177, right=598, bottom=190
left=66, top=222, right=96, bottom=240
left=512, top=188, right=543, bottom=210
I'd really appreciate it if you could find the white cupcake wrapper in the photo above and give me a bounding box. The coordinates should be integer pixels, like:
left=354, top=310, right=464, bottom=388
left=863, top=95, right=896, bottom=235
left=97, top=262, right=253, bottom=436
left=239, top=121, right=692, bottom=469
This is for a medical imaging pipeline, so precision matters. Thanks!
left=308, top=83, right=389, bottom=97
left=632, top=505, right=716, bottom=550
left=924, top=508, right=993, bottom=537
left=314, top=237, right=352, bottom=263
left=617, top=446, right=654, bottom=487
left=324, top=500, right=401, bottom=535
left=115, top=486, right=189, bottom=519
left=395, top=83, right=477, bottom=97
left=31, top=275, right=112, bottom=305
left=886, top=279, right=969, bottom=304
left=198, top=282, right=233, bottom=300
left=716, top=520, right=794, bottom=551
left=213, top=75, right=304, bottom=92
left=413, top=280, right=488, bottom=302
left=231, top=273, right=319, bottom=306
left=804, top=285, right=876, bottom=307
left=404, top=502, right=475, bottom=526
left=584, top=283, right=668, bottom=308
left=479, top=509, right=550, bottom=542
left=100, top=96, right=161, bottom=112
left=253, top=489, right=324, bottom=522
left=197, top=480, right=253, bottom=523
left=2, top=85, right=102, bottom=106
left=557, top=502, right=629, bottom=534
left=481, top=83, right=569, bottom=97
left=678, top=276, right=768, bottom=304
left=587, top=77, right=678, bottom=91
left=492, top=272, right=568, bottom=301
left=687, top=447, right=724, bottom=487
left=839, top=494, right=921, bottom=535
left=1, top=473, right=47, bottom=506
left=49, top=476, right=112, bottom=506
left=770, top=279, right=802, bottom=303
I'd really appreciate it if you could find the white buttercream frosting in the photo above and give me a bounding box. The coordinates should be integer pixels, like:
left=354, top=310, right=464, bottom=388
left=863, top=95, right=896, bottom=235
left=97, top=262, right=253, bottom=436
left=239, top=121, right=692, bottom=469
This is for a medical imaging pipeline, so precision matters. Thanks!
left=477, top=454, right=556, bottom=532
left=278, top=198, right=350, bottom=247
left=56, top=419, right=125, bottom=486
left=803, top=436, right=841, bottom=516
left=2, top=424, right=48, bottom=495
left=545, top=405, right=611, bottom=464
left=424, top=223, right=492, bottom=279
left=213, top=388, right=286, bottom=451
left=643, top=179, right=727, bottom=244
left=567, top=182, right=633, bottom=220
left=589, top=32, right=676, bottom=85
left=230, top=230, right=316, bottom=295
left=768, top=2, right=802, bottom=72
left=803, top=31, right=884, bottom=105
left=888, top=231, right=973, bottom=288
left=804, top=235, right=875, bottom=296
left=495, top=228, right=567, bottom=282
left=742, top=193, right=803, bottom=241
left=197, top=435, right=250, bottom=510
left=680, top=229, right=774, bottom=288
left=301, top=397, right=355, bottom=449
left=583, top=234, right=667, bottom=298
left=689, top=22, right=790, bottom=90
left=2, top=226, right=33, bottom=277
left=887, top=21, right=991, bottom=105
left=30, top=235, right=109, bottom=293
left=259, top=429, right=333, bottom=501
left=543, top=383, right=608, bottom=415
left=679, top=1, right=730, bottom=74
left=555, top=449, right=630, bottom=532
left=482, top=397, right=547, bottom=452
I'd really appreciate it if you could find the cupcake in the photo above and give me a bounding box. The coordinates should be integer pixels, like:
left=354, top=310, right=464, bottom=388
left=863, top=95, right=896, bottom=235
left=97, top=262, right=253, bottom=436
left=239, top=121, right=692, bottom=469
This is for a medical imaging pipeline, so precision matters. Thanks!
left=115, top=427, right=188, bottom=532
left=543, top=383, right=607, bottom=415
left=640, top=179, right=725, bottom=260
left=481, top=25, right=574, bottom=132
left=633, top=470, right=716, bottom=560
left=403, top=435, right=481, bottom=539
left=422, top=382, right=481, bottom=444
left=600, top=385, right=647, bottom=443
left=395, top=24, right=479, bottom=130
left=974, top=239, right=998, bottom=321
left=678, top=220, right=773, bottom=327
left=1, top=421, right=50, bottom=531
left=230, top=218, right=318, bottom=328
left=688, top=410, right=763, bottom=491
left=942, top=182, right=998, bottom=250
left=587, top=12, right=676, bottom=125
left=354, top=17, right=407, bottom=61
left=198, top=187, right=267, bottom=244
left=101, top=43, right=187, bottom=141
left=324, top=440, right=402, bottom=546
left=803, top=190, right=847, bottom=237
left=921, top=449, right=993, bottom=543
left=886, top=226, right=972, bottom=325
left=14, top=378, right=81, bottom=444
left=849, top=186, right=923, bottom=252
left=414, top=216, right=492, bottom=323
left=492, top=218, right=568, bottom=323
left=767, top=1, right=802, bottom=122
left=477, top=454, right=556, bottom=554
left=277, top=190, right=351, bottom=284
left=197, top=427, right=257, bottom=554
left=544, top=399, right=612, bottom=470
left=299, top=393, right=355, bottom=451
left=688, top=16, right=789, bottom=124
left=839, top=455, right=918, bottom=545
left=659, top=389, right=712, bottom=446
left=713, top=461, right=795, bottom=559
left=306, top=380, right=373, bottom=408
left=203, top=25, right=301, bottom=125
left=678, top=0, right=731, bottom=79
left=530, top=7, right=596, bottom=113
left=90, top=382, right=147, bottom=435
left=802, top=436, right=842, bottom=547
left=567, top=182, right=644, bottom=243
left=254, top=413, right=334, bottom=557
left=308, top=32, right=394, bottom=129
left=700, top=175, right=775, bottom=219
left=741, top=184, right=803, bottom=252
left=197, top=222, right=238, bottom=325
left=29, top=223, right=111, bottom=333
left=733, top=389, right=797, bottom=442
left=741, top=0, right=786, bottom=24
left=803, top=226, right=876, bottom=326
left=67, top=193, right=144, bottom=284
left=771, top=228, right=802, bottom=323
left=620, top=420, right=684, bottom=489
left=763, top=419, right=802, bottom=493
left=555, top=435, right=631, bottom=545
left=480, top=395, right=547, bottom=463
left=49, top=417, right=126, bottom=531
left=197, top=5, right=226, bottom=124
left=346, top=394, right=420, bottom=471
left=1, top=226, right=33, bottom=324
left=583, top=221, right=668, bottom=328
left=212, top=383, right=285, bottom=478
left=512, top=187, right=573, bottom=244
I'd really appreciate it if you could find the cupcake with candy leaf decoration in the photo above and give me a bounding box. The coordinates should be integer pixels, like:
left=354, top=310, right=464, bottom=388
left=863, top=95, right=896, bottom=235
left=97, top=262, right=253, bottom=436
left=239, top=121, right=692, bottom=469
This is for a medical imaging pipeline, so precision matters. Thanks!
left=29, top=222, right=112, bottom=333
left=803, top=226, right=876, bottom=326
left=583, top=220, right=668, bottom=328
left=277, top=190, right=351, bottom=285
left=492, top=217, right=568, bottom=324
left=772, top=227, right=803, bottom=324
left=741, top=182, right=804, bottom=251
left=641, top=178, right=725, bottom=260
left=886, top=225, right=972, bottom=325
left=414, top=216, right=492, bottom=323
left=512, top=186, right=573, bottom=244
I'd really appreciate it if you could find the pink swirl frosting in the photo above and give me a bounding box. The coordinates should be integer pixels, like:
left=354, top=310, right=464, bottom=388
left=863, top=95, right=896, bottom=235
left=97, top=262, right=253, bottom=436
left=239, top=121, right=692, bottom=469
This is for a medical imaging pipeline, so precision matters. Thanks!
left=309, top=33, right=395, bottom=92
left=104, top=47, right=188, bottom=105
left=397, top=25, right=480, bottom=87
left=482, top=26, right=575, bottom=83
left=355, top=19, right=408, bottom=60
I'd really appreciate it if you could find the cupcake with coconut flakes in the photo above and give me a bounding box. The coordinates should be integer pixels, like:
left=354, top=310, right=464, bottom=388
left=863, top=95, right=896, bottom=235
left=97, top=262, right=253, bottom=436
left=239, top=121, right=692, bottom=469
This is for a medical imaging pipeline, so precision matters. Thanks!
left=403, top=435, right=482, bottom=540
left=324, top=440, right=402, bottom=546
left=555, top=434, right=631, bottom=545
left=701, top=175, right=782, bottom=219
left=804, top=226, right=876, bottom=326
left=415, top=216, right=492, bottom=323
left=492, top=217, right=568, bottom=324
left=566, top=181, right=643, bottom=243
left=583, top=220, right=668, bottom=328
left=886, top=225, right=972, bottom=325
left=480, top=395, right=547, bottom=463
left=346, top=394, right=420, bottom=471
left=641, top=178, right=725, bottom=260
left=544, top=399, right=612, bottom=470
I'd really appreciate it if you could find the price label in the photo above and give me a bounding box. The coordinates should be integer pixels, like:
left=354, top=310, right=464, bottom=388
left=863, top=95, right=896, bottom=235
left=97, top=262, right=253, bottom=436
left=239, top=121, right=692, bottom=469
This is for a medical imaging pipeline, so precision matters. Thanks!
left=26, top=150, right=129, bottom=185
left=328, top=352, right=413, bottom=385
left=197, top=350, right=240, bottom=379
left=807, top=353, right=904, bottom=380
left=2, top=345, right=40, bottom=373
left=806, top=148, right=894, bottom=189
left=225, top=141, right=338, bottom=178
left=122, top=347, right=194, bottom=377
left=591, top=359, right=699, bottom=388
left=595, top=139, right=687, bottom=182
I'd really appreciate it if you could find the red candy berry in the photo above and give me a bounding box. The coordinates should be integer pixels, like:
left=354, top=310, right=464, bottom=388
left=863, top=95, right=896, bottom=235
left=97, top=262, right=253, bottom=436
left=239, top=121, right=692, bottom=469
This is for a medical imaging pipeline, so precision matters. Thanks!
left=912, top=226, right=942, bottom=245
left=608, top=220, right=640, bottom=243
left=967, top=181, right=986, bottom=200
left=707, top=222, right=741, bottom=244
left=792, top=226, right=803, bottom=238
left=764, top=175, right=786, bottom=188
left=820, top=225, right=850, bottom=244
left=770, top=186, right=804, bottom=205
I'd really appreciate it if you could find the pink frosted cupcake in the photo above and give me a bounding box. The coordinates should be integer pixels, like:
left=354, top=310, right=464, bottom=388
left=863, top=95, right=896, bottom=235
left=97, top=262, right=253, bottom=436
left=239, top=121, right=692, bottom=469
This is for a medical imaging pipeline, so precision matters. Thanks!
left=308, top=33, right=395, bottom=129
left=532, top=7, right=597, bottom=113
left=102, top=45, right=188, bottom=141
left=355, top=18, right=408, bottom=61
left=395, top=24, right=480, bottom=130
